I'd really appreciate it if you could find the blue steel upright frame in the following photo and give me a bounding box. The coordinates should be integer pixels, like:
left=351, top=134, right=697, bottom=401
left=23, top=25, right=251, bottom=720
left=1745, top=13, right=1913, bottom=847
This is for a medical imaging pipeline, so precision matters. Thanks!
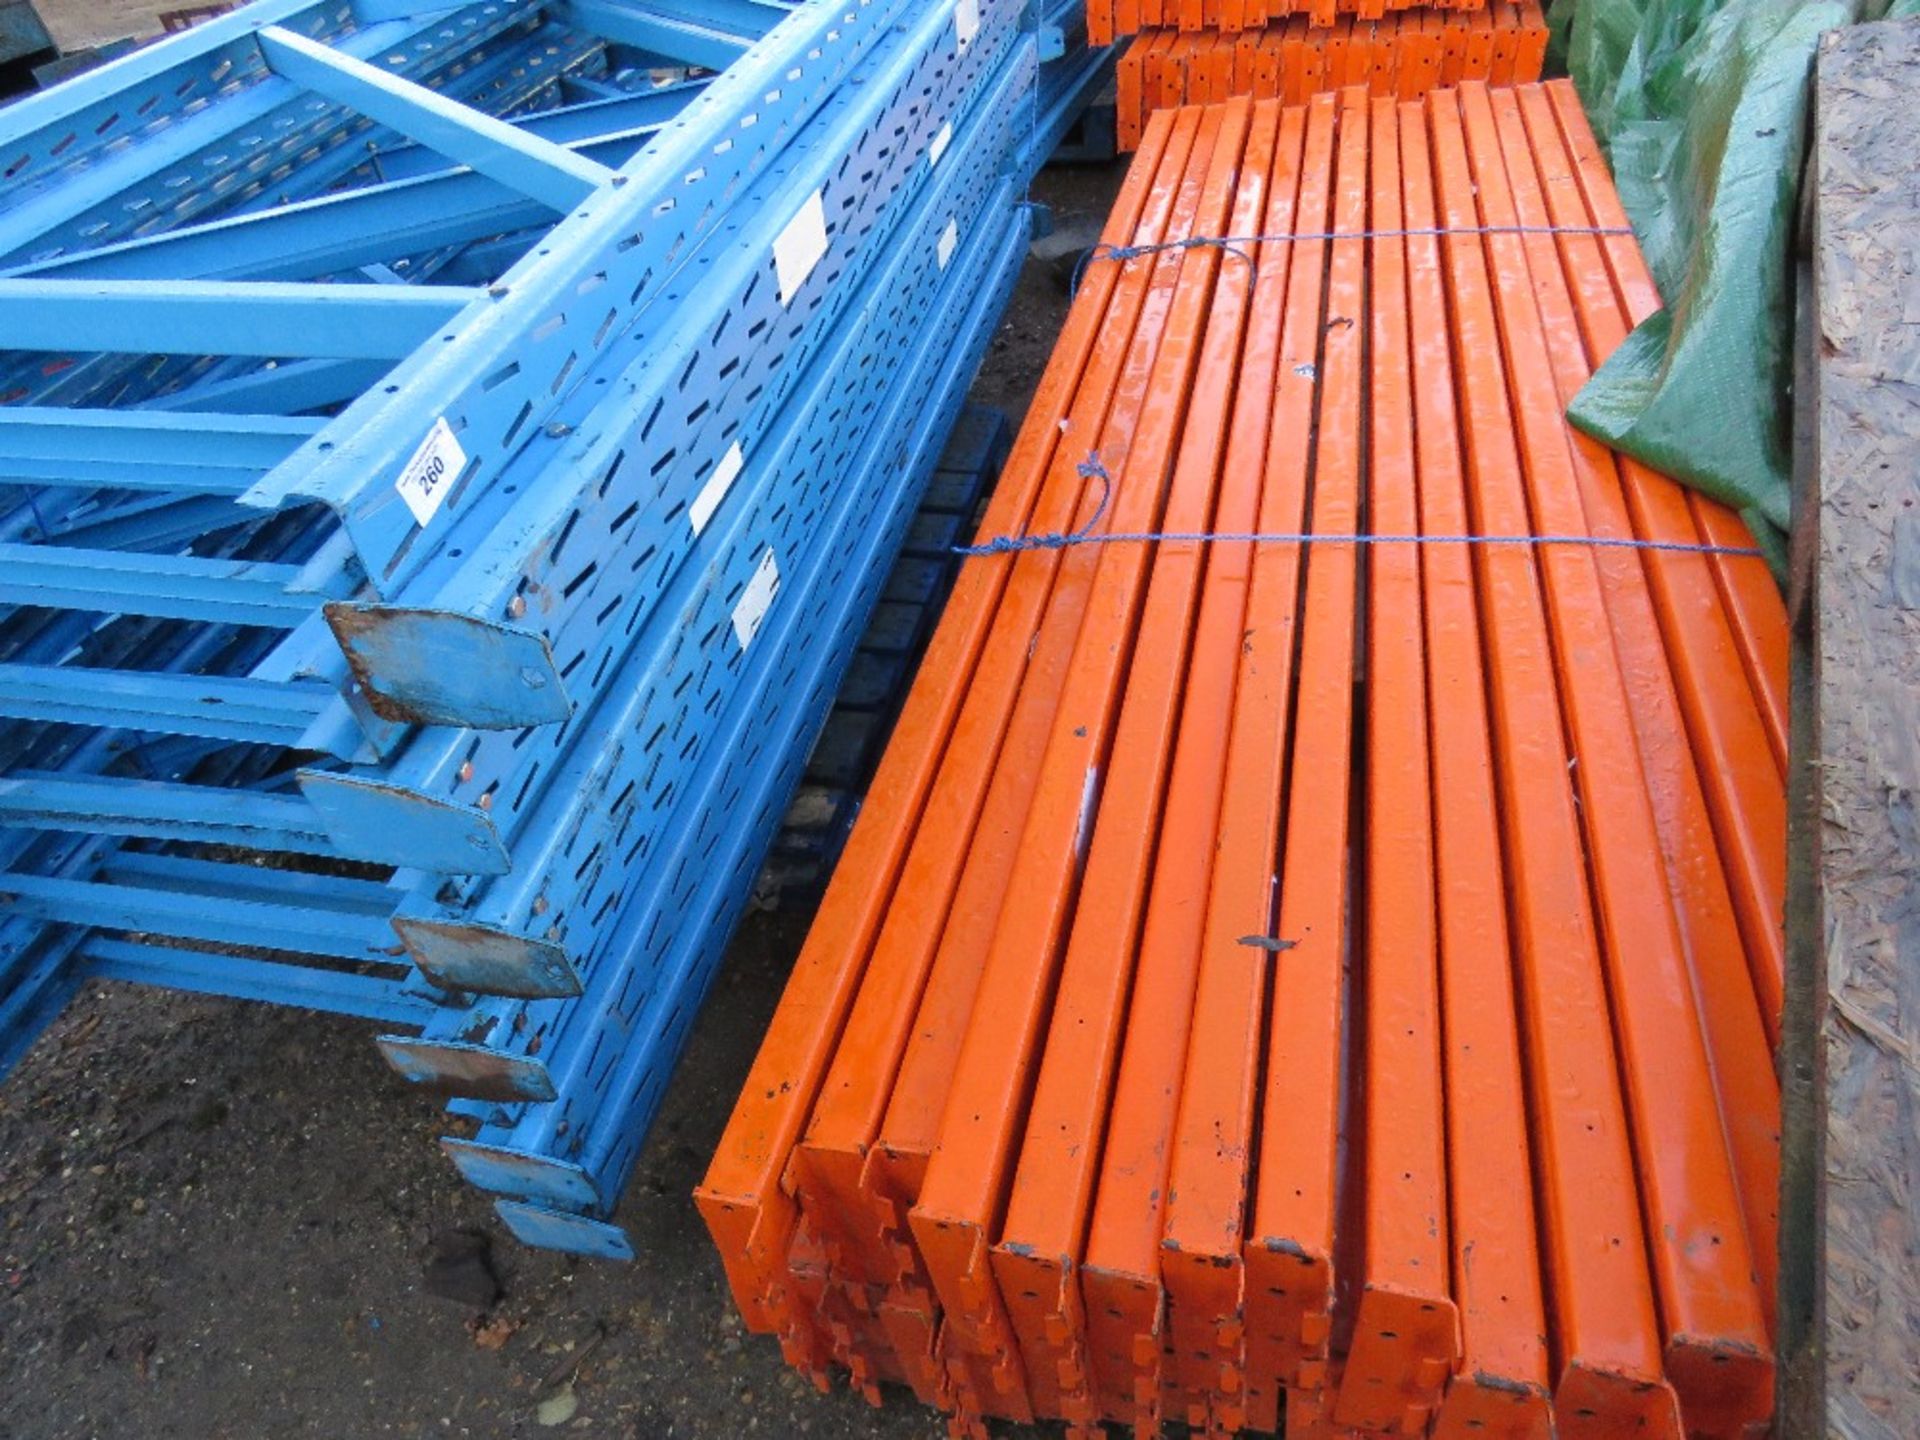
left=0, top=0, right=1109, bottom=1256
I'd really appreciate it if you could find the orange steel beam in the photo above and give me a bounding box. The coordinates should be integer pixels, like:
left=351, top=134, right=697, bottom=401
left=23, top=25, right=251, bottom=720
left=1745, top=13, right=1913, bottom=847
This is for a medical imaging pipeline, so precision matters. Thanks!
left=1233, top=28, right=1256, bottom=93
left=1358, top=21, right=1386, bottom=96
left=693, top=104, right=1184, bottom=1371
left=1351, top=15, right=1382, bottom=85
left=1112, top=9, right=1547, bottom=150
left=1456, top=81, right=1773, bottom=1435
left=859, top=586, right=1085, bottom=1215
left=781, top=107, right=1218, bottom=1413
left=1694, top=498, right=1790, bottom=778
left=1258, top=22, right=1286, bottom=101
left=1357, top=19, right=1382, bottom=91
left=861, top=106, right=1229, bottom=1405
left=1097, top=0, right=1496, bottom=43
left=1461, top=7, right=1493, bottom=79
left=1307, top=27, right=1336, bottom=98
left=1293, top=1363, right=1400, bottom=1440
left=1439, top=10, right=1467, bottom=86
left=909, top=94, right=1256, bottom=1427
left=1118, top=38, right=1145, bottom=152
left=840, top=545, right=1098, bottom=1397
left=1511, top=2, right=1548, bottom=84
left=1154, top=34, right=1185, bottom=117
left=1543, top=81, right=1790, bottom=1033
left=1503, top=83, right=1781, bottom=1330
left=1168, top=91, right=1320, bottom=1440
left=856, top=361, right=1144, bottom=1369
left=1184, top=30, right=1212, bottom=101
left=779, top=1215, right=838, bottom=1383
left=1206, top=31, right=1232, bottom=102
left=1215, top=31, right=1243, bottom=100
left=711, top=80, right=1784, bottom=1440
left=988, top=95, right=1279, bottom=1437
left=1152, top=31, right=1182, bottom=145
left=1238, top=28, right=1268, bottom=99
left=1395, top=94, right=1553, bottom=1440
left=1077, top=96, right=1320, bottom=1440
left=1359, top=18, right=1385, bottom=90
left=1196, top=32, right=1226, bottom=103
left=1304, top=20, right=1331, bottom=111
left=1426, top=87, right=1685, bottom=1440
left=1325, top=15, right=1351, bottom=90
left=822, top=101, right=1225, bottom=1425
left=1139, top=30, right=1163, bottom=117
left=1146, top=87, right=1339, bottom=1438
left=1538, top=87, right=1789, bottom=780
left=810, top=1275, right=913, bottom=1403
left=1236, top=81, right=1370, bottom=1433
left=1407, top=12, right=1436, bottom=98
left=1327, top=93, right=1462, bottom=1437
left=983, top=93, right=1267, bottom=1413
left=1487, top=6, right=1517, bottom=85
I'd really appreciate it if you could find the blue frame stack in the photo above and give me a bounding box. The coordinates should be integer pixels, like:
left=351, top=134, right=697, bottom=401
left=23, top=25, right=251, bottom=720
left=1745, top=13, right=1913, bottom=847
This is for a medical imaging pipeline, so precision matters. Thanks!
left=0, top=0, right=1109, bottom=1258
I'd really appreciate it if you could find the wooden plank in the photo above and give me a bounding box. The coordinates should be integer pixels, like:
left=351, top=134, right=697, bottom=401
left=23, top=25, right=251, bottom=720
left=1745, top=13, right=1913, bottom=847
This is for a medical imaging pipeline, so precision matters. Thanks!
left=1783, top=19, right=1920, bottom=1440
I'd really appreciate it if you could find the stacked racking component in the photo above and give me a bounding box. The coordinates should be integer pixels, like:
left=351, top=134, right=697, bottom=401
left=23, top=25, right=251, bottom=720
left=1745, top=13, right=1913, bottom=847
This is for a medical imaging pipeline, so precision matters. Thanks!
left=0, top=0, right=1109, bottom=1258
left=1092, top=0, right=1490, bottom=40
left=700, top=81, right=1787, bottom=1438
left=1115, top=0, right=1544, bottom=150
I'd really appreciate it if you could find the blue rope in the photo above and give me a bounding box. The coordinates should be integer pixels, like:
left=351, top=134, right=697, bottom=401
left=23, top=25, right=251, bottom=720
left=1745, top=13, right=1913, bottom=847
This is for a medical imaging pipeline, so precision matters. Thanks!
left=955, top=453, right=1765, bottom=561
left=1069, top=222, right=1637, bottom=298
left=960, top=453, right=1114, bottom=557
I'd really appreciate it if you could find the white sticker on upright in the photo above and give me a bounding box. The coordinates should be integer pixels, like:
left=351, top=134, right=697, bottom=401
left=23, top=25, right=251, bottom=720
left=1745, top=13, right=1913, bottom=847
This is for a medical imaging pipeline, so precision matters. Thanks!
left=732, top=548, right=780, bottom=649
left=689, top=442, right=746, bottom=536
left=773, top=191, right=829, bottom=306
left=928, top=122, right=953, bottom=167
left=936, top=218, right=959, bottom=271
left=393, top=416, right=467, bottom=527
left=955, top=0, right=979, bottom=49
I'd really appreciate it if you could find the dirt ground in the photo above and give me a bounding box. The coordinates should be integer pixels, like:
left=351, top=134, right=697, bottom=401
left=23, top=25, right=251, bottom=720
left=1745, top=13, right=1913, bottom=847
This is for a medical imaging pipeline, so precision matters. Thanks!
left=0, top=142, right=1126, bottom=1439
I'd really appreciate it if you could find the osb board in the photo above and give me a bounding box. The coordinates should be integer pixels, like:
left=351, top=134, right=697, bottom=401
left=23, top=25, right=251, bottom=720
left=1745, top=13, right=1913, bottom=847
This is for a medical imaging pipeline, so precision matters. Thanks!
left=1794, top=18, right=1920, bottom=1438
left=32, top=0, right=186, bottom=53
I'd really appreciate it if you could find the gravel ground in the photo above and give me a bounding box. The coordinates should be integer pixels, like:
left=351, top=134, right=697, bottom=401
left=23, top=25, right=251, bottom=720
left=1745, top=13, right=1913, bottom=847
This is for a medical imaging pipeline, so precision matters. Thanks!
left=0, top=147, right=1126, bottom=1440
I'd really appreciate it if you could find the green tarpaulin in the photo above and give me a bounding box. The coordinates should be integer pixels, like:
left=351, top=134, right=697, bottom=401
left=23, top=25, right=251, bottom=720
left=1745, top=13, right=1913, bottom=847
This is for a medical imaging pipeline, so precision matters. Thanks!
left=1555, top=0, right=1916, bottom=565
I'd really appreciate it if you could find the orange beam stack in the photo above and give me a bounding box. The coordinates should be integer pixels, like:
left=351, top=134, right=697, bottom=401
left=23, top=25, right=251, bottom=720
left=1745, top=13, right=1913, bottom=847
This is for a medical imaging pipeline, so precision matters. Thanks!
left=1092, top=0, right=1492, bottom=46
left=1115, top=1, right=1547, bottom=151
left=699, top=80, right=1787, bottom=1440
